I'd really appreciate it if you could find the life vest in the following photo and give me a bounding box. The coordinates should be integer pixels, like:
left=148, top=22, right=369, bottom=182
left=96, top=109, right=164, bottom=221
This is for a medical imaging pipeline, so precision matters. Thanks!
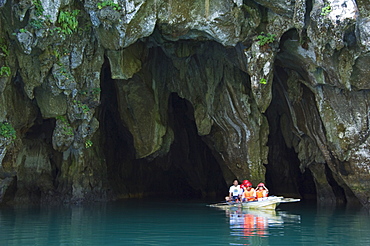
left=256, top=190, right=267, bottom=198
left=243, top=188, right=256, bottom=201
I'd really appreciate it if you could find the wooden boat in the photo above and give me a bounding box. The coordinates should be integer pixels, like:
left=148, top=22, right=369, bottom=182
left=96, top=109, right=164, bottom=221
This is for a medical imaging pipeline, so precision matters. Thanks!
left=208, top=196, right=300, bottom=210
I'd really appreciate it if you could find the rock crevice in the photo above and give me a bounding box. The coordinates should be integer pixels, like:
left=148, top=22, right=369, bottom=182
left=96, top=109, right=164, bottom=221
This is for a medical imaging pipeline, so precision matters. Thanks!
left=0, top=0, right=369, bottom=206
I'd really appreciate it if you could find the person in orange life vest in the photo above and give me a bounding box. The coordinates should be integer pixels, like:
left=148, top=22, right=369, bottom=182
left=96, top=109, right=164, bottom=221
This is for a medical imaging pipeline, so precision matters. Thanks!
left=256, top=183, right=269, bottom=199
left=239, top=179, right=251, bottom=192
left=241, top=180, right=251, bottom=187
left=225, top=179, right=243, bottom=202
left=242, top=182, right=256, bottom=202
left=239, top=180, right=248, bottom=194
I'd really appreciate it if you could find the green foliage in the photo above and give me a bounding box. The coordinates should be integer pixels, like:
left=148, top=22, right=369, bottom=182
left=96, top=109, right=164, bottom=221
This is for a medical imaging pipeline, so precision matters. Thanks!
left=257, top=32, right=276, bottom=46
left=57, top=10, right=80, bottom=35
left=78, top=88, right=101, bottom=97
left=81, top=104, right=90, bottom=113
left=97, top=0, right=122, bottom=11
left=85, top=139, right=93, bottom=148
left=29, top=0, right=46, bottom=30
left=56, top=115, right=68, bottom=124
left=63, top=127, right=74, bottom=136
left=0, top=39, right=9, bottom=57
left=0, top=39, right=10, bottom=78
left=91, top=87, right=101, bottom=95
left=30, top=18, right=45, bottom=29
left=56, top=116, right=74, bottom=136
left=259, top=78, right=267, bottom=84
left=73, top=100, right=90, bottom=114
left=0, top=66, right=11, bottom=77
left=19, top=28, right=27, bottom=33
left=79, top=90, right=88, bottom=95
left=33, top=0, right=44, bottom=17
left=0, top=122, right=16, bottom=140
left=52, top=49, right=61, bottom=60
left=49, top=27, right=61, bottom=35
left=321, top=4, right=331, bottom=16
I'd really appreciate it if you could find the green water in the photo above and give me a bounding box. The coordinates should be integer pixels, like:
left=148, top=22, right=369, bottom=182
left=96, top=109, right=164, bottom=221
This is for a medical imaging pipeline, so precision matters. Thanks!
left=0, top=200, right=369, bottom=245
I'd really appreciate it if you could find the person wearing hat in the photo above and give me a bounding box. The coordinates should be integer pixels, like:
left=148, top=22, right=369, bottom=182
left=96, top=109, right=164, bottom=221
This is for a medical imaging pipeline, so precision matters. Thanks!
left=241, top=180, right=250, bottom=187
left=241, top=182, right=256, bottom=202
left=256, top=183, right=269, bottom=199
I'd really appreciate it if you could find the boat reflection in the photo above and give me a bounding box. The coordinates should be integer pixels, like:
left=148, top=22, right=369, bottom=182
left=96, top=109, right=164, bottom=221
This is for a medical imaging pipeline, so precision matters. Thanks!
left=226, top=208, right=301, bottom=245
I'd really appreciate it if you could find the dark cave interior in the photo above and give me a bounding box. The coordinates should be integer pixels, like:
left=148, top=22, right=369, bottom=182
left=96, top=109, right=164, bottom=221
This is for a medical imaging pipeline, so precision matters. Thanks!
left=97, top=35, right=321, bottom=201
left=99, top=60, right=226, bottom=199
left=265, top=66, right=317, bottom=200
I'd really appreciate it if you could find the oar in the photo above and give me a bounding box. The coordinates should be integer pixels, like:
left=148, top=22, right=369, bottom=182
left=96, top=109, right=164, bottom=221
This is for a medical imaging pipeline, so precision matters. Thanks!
left=279, top=198, right=301, bottom=203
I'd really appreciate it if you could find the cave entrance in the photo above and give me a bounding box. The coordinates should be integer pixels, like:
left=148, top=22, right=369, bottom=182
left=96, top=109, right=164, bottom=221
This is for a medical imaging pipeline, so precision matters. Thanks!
left=264, top=28, right=318, bottom=200
left=166, top=93, right=227, bottom=198
left=99, top=61, right=226, bottom=199
left=265, top=67, right=317, bottom=200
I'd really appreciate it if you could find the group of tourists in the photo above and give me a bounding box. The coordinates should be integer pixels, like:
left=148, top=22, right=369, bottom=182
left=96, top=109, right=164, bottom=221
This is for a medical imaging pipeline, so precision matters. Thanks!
left=225, top=179, right=269, bottom=202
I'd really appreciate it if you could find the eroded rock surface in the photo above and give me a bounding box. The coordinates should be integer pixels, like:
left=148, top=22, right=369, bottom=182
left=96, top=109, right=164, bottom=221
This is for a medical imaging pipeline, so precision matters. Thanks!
left=0, top=0, right=369, bottom=206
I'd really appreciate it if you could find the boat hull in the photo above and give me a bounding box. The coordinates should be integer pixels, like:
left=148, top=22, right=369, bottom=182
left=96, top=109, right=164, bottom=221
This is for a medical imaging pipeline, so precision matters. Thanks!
left=209, top=197, right=300, bottom=210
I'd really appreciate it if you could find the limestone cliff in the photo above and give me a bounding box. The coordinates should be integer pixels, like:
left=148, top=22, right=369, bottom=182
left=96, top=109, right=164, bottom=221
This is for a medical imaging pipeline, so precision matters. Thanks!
left=0, top=0, right=369, bottom=206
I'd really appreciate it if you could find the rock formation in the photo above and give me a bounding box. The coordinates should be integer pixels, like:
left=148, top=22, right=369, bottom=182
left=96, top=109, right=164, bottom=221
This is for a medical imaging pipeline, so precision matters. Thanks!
left=0, top=0, right=369, bottom=207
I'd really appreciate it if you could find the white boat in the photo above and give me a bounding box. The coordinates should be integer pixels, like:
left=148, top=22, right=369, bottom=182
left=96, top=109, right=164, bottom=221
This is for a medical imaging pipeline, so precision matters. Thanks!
left=209, top=196, right=300, bottom=210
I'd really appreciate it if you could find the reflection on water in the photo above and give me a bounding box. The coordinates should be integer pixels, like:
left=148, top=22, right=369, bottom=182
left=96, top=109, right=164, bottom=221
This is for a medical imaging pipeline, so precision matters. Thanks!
left=226, top=208, right=301, bottom=245
left=223, top=203, right=370, bottom=246
left=0, top=201, right=369, bottom=246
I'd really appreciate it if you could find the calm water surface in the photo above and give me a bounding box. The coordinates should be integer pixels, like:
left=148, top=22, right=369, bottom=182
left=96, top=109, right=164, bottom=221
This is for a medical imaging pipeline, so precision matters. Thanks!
left=0, top=200, right=369, bottom=245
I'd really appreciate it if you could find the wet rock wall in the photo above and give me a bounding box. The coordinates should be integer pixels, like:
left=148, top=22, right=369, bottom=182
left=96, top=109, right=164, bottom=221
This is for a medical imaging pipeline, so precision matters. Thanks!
left=0, top=0, right=369, bottom=206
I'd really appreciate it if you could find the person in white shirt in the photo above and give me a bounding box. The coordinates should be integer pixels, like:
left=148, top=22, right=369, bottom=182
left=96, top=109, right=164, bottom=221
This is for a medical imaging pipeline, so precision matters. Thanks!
left=225, top=179, right=242, bottom=202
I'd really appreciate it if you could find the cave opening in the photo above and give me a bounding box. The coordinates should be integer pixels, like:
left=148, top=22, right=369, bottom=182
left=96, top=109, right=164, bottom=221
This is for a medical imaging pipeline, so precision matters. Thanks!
left=265, top=66, right=317, bottom=200
left=97, top=28, right=329, bottom=202
left=265, top=28, right=318, bottom=200
left=166, top=92, right=227, bottom=198
left=263, top=28, right=318, bottom=199
left=99, top=58, right=226, bottom=199
left=265, top=27, right=364, bottom=203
